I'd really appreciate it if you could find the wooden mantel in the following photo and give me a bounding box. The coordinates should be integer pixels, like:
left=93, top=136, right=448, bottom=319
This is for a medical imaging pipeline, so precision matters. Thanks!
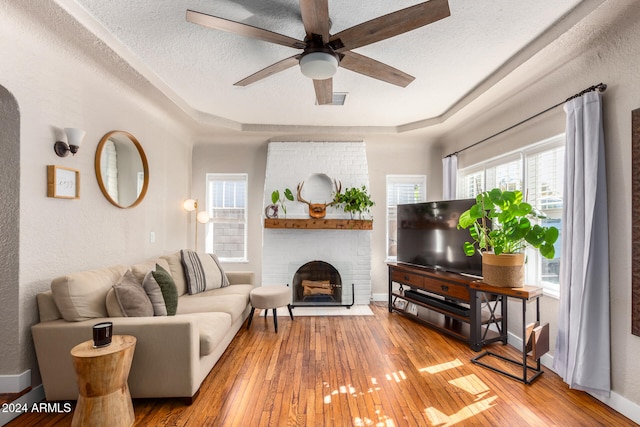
left=264, top=218, right=373, bottom=230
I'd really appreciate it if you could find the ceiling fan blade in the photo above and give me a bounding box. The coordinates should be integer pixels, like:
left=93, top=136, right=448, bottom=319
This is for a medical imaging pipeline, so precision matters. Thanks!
left=234, top=55, right=301, bottom=87
left=340, top=52, right=415, bottom=87
left=329, top=0, right=450, bottom=52
left=186, top=9, right=306, bottom=50
left=299, top=0, right=330, bottom=43
left=313, top=79, right=333, bottom=105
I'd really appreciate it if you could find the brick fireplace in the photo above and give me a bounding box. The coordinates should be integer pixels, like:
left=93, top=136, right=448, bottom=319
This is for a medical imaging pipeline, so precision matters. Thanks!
left=262, top=142, right=371, bottom=305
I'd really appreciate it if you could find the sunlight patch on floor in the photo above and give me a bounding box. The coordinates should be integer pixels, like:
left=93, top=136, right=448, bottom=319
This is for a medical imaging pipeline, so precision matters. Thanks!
left=353, top=414, right=396, bottom=427
left=425, top=396, right=498, bottom=426
left=385, top=371, right=407, bottom=383
left=419, top=359, right=499, bottom=425
left=420, top=358, right=464, bottom=374
left=322, top=366, right=497, bottom=427
left=447, top=374, right=491, bottom=399
left=323, top=379, right=394, bottom=426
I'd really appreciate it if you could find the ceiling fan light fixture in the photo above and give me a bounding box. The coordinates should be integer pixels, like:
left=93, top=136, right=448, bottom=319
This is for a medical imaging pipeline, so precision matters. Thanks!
left=299, top=51, right=339, bottom=80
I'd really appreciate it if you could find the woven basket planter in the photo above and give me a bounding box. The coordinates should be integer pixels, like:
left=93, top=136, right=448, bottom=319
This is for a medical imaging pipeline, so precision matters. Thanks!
left=482, top=253, right=525, bottom=288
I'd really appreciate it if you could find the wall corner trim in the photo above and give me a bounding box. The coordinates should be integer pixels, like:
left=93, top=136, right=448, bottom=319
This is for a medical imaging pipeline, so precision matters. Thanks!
left=0, top=370, right=31, bottom=393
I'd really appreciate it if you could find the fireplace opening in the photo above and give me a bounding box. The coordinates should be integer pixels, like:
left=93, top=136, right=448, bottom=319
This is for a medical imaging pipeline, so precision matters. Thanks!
left=291, top=261, right=354, bottom=307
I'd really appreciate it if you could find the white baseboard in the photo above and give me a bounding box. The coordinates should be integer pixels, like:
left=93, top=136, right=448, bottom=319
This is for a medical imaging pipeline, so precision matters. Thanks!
left=371, top=293, right=388, bottom=302
left=0, top=370, right=30, bottom=394
left=594, top=390, right=640, bottom=424
left=0, top=385, right=45, bottom=426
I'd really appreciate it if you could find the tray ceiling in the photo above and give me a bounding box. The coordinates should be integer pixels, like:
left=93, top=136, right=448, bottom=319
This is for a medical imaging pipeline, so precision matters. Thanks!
left=59, top=0, right=589, bottom=132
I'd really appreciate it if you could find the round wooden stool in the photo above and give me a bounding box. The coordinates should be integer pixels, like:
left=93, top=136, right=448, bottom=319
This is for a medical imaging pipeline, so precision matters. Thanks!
left=247, top=285, right=293, bottom=332
left=70, top=335, right=137, bottom=427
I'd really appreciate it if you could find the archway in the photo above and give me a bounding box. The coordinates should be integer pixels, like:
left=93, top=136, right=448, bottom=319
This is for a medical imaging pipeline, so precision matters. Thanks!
left=0, top=85, right=21, bottom=376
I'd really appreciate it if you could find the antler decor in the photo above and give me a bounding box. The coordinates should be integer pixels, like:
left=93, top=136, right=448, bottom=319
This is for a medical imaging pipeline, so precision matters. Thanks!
left=297, top=179, right=342, bottom=219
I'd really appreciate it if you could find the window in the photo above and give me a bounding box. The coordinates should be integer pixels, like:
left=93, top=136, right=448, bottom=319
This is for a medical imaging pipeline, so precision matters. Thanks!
left=204, top=173, right=248, bottom=262
left=457, top=135, right=564, bottom=295
left=386, top=175, right=427, bottom=260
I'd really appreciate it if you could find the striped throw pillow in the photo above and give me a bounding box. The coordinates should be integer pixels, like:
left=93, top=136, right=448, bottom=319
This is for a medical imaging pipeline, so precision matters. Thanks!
left=180, top=250, right=230, bottom=294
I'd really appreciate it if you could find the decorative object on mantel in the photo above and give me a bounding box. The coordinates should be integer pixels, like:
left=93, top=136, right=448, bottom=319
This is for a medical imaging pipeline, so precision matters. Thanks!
left=268, top=188, right=294, bottom=218
left=47, top=165, right=80, bottom=199
left=264, top=204, right=279, bottom=219
left=297, top=179, right=341, bottom=219
left=332, top=185, right=375, bottom=219
left=457, top=188, right=559, bottom=287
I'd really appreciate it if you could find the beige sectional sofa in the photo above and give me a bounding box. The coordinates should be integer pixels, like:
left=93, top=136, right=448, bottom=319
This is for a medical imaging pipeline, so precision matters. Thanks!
left=31, top=251, right=254, bottom=402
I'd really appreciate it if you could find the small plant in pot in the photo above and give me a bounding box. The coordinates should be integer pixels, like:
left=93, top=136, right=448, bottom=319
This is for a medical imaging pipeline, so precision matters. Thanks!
left=333, top=185, right=375, bottom=219
left=457, top=188, right=559, bottom=287
left=268, top=188, right=294, bottom=218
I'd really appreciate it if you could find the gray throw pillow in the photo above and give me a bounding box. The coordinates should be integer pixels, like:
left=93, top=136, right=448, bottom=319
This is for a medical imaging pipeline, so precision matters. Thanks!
left=152, top=264, right=178, bottom=316
left=142, top=269, right=168, bottom=316
left=113, top=270, right=153, bottom=317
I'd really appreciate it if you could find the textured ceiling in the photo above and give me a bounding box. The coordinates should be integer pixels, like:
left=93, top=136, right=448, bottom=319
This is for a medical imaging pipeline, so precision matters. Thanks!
left=59, top=0, right=588, bottom=132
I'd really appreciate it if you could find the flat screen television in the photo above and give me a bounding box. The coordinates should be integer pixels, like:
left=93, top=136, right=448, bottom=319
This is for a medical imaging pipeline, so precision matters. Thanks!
left=397, top=199, right=485, bottom=277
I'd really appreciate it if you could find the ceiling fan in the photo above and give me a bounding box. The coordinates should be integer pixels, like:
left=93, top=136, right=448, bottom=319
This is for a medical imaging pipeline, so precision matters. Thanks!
left=186, top=0, right=450, bottom=105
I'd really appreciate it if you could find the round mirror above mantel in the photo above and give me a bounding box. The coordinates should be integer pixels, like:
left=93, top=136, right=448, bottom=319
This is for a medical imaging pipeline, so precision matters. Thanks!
left=95, top=130, right=149, bottom=209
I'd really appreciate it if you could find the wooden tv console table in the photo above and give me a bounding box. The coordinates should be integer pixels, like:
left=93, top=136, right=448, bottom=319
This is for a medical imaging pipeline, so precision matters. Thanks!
left=388, top=262, right=507, bottom=351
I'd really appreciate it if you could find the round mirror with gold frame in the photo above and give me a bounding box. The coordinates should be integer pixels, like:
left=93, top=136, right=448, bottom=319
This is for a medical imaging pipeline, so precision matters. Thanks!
left=95, top=130, right=149, bottom=208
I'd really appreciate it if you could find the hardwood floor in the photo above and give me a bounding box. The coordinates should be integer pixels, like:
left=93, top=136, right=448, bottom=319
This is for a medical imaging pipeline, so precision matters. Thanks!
left=8, top=303, right=637, bottom=426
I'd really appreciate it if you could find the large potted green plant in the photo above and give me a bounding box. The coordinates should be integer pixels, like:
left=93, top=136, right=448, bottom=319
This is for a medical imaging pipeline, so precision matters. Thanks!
left=457, top=188, right=559, bottom=287
left=333, top=185, right=375, bottom=219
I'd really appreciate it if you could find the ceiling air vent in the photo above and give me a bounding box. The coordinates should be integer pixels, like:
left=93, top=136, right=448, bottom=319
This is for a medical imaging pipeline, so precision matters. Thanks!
left=331, top=92, right=347, bottom=105
left=316, top=92, right=347, bottom=106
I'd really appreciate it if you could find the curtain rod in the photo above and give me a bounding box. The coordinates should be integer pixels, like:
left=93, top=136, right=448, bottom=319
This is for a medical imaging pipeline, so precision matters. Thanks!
left=445, top=82, right=607, bottom=158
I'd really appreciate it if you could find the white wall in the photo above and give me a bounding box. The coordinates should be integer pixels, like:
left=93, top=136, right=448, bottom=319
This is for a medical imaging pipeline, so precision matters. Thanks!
left=437, top=0, right=640, bottom=408
left=0, top=1, right=193, bottom=385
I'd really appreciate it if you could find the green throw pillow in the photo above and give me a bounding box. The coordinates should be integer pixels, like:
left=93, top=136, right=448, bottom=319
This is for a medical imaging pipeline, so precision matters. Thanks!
left=152, top=264, right=178, bottom=316
left=142, top=270, right=168, bottom=316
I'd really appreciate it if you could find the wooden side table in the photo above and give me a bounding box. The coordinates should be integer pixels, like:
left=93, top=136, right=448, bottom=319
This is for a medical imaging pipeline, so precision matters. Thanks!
left=70, top=335, right=137, bottom=427
left=469, top=282, right=544, bottom=384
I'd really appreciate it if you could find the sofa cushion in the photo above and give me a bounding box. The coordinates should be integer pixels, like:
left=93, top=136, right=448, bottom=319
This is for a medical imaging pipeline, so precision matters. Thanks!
left=51, top=265, right=128, bottom=321
left=177, top=293, right=248, bottom=323
left=131, top=257, right=171, bottom=284
left=180, top=250, right=229, bottom=295
left=160, top=252, right=188, bottom=297
left=113, top=270, right=154, bottom=317
left=205, top=284, right=254, bottom=298
left=187, top=312, right=232, bottom=356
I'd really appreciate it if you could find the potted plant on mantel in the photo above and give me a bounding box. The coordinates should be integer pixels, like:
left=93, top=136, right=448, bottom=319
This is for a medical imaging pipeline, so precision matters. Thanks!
left=457, top=188, right=559, bottom=287
left=333, top=185, right=375, bottom=220
left=266, top=188, right=294, bottom=218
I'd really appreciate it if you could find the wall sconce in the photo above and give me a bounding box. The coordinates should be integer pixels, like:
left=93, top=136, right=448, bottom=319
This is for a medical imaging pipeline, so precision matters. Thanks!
left=183, top=199, right=210, bottom=250
left=54, top=128, right=86, bottom=157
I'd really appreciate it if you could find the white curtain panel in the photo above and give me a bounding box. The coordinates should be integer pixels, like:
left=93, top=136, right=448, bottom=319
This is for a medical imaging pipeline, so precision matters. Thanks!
left=442, top=154, right=458, bottom=200
left=553, top=91, right=610, bottom=396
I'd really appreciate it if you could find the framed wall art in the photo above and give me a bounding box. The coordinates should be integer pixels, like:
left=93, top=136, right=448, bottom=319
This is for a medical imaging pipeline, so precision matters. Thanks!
left=47, top=165, right=80, bottom=199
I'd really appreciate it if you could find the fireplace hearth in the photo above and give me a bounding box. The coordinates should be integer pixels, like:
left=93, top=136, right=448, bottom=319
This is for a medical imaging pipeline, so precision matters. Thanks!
left=291, top=261, right=354, bottom=308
